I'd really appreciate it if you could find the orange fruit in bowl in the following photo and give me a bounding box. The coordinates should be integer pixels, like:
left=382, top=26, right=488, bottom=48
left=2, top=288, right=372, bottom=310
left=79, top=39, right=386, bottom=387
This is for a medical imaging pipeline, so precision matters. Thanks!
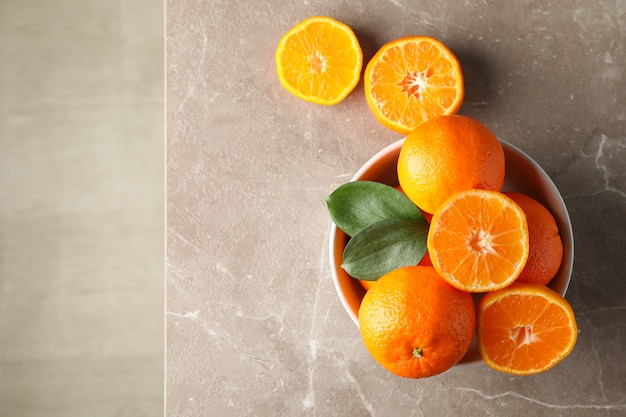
left=505, top=192, right=564, bottom=285
left=275, top=16, right=363, bottom=106
left=397, top=115, right=505, bottom=214
left=364, top=36, right=464, bottom=134
left=477, top=283, right=578, bottom=375
left=358, top=279, right=375, bottom=291
left=358, top=266, right=475, bottom=378
left=427, top=189, right=529, bottom=292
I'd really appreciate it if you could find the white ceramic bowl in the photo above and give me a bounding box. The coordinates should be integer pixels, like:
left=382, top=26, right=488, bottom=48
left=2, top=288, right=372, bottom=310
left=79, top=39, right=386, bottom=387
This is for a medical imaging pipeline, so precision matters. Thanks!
left=328, top=138, right=574, bottom=365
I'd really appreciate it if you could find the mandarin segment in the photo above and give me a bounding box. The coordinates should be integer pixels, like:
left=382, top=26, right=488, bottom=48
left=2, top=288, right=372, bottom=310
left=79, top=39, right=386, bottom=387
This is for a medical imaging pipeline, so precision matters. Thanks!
left=276, top=16, right=362, bottom=105
left=427, top=189, right=529, bottom=292
left=477, top=283, right=577, bottom=375
left=364, top=36, right=464, bottom=134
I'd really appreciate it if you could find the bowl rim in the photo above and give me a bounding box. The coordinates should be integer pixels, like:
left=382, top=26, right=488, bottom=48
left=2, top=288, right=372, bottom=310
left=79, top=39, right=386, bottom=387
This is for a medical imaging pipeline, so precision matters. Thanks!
left=328, top=137, right=574, bottom=341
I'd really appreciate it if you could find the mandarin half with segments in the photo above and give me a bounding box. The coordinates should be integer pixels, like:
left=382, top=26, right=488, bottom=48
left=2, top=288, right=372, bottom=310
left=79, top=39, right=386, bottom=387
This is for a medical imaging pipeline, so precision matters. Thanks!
left=358, top=266, right=475, bottom=378
left=477, top=283, right=578, bottom=375
left=364, top=36, right=464, bottom=134
left=397, top=115, right=505, bottom=214
left=427, top=189, right=529, bottom=292
left=276, top=16, right=362, bottom=106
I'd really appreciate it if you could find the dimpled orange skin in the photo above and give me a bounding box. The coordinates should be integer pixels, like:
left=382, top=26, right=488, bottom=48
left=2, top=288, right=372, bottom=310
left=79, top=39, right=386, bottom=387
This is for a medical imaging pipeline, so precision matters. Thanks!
left=397, top=115, right=505, bottom=214
left=505, top=192, right=564, bottom=285
left=358, top=266, right=475, bottom=378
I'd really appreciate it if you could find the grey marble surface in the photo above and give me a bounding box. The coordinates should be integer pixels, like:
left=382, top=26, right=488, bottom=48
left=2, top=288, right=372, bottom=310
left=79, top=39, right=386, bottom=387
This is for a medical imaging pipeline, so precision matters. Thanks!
left=166, top=1, right=626, bottom=415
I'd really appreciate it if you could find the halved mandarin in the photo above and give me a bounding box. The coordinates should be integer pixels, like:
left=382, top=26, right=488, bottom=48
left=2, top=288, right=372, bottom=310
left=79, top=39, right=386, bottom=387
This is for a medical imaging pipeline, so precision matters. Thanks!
left=477, top=283, right=578, bottom=375
left=364, top=36, right=464, bottom=134
left=427, top=189, right=529, bottom=292
left=276, top=16, right=362, bottom=106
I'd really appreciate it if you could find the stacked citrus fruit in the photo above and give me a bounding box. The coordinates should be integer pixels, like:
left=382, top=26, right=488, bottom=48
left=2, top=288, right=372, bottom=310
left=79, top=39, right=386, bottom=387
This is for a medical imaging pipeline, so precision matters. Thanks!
left=278, top=16, right=576, bottom=378
left=337, top=117, right=576, bottom=378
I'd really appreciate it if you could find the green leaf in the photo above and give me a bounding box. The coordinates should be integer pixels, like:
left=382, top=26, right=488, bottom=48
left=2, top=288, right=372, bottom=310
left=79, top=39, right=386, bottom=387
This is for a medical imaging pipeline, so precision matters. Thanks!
left=325, top=181, right=426, bottom=237
left=341, top=218, right=429, bottom=280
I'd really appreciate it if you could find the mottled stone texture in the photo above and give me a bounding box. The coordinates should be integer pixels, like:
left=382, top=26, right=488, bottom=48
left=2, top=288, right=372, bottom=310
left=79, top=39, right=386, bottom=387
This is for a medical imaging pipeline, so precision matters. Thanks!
left=166, top=1, right=626, bottom=416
